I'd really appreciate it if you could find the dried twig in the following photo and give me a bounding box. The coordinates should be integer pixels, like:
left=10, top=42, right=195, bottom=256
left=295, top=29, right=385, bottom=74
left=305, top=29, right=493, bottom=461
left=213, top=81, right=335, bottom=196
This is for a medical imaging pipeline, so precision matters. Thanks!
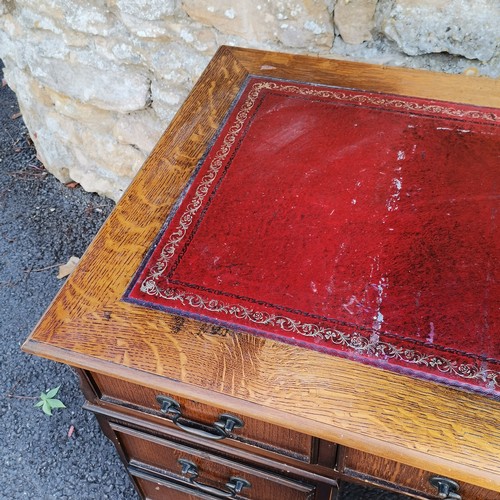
left=8, top=167, right=48, bottom=180
left=0, top=281, right=16, bottom=288
left=5, top=378, right=37, bottom=399
left=25, top=263, right=63, bottom=274
left=7, top=394, right=38, bottom=400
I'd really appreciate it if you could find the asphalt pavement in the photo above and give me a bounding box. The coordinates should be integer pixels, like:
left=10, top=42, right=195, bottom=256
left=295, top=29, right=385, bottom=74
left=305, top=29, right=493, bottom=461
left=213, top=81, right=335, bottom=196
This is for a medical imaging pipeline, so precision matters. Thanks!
left=0, top=60, right=406, bottom=500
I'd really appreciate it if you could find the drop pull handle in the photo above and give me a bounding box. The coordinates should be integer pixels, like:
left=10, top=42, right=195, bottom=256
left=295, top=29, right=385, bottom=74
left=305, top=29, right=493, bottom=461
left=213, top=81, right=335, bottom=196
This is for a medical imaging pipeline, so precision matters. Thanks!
left=429, top=476, right=461, bottom=499
left=156, top=395, right=244, bottom=440
left=178, top=459, right=251, bottom=498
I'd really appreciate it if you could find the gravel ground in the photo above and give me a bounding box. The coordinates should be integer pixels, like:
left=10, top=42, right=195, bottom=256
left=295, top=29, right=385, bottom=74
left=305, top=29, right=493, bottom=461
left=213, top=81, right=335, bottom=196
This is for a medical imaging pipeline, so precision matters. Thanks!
left=0, top=60, right=407, bottom=500
left=0, top=63, right=137, bottom=500
left=0, top=62, right=138, bottom=499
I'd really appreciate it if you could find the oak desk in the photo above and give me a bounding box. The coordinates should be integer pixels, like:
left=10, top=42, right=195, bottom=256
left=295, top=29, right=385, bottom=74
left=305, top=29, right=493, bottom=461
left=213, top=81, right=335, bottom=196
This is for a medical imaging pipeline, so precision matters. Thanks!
left=24, top=47, right=499, bottom=499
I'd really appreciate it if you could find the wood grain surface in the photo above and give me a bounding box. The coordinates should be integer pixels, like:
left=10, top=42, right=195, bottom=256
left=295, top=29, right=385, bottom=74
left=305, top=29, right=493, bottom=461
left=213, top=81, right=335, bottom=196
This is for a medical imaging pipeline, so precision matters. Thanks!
left=23, top=46, right=500, bottom=492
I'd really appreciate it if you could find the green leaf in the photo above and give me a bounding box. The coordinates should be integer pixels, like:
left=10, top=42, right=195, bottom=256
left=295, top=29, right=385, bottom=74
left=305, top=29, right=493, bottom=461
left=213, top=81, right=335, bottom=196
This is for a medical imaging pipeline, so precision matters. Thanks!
left=42, top=401, right=53, bottom=416
left=34, top=386, right=66, bottom=415
left=45, top=386, right=60, bottom=399
left=48, top=399, right=66, bottom=409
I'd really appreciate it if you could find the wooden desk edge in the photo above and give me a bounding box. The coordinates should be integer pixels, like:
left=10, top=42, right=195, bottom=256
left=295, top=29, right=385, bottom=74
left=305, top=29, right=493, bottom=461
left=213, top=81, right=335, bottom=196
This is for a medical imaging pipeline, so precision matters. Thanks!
left=23, top=337, right=500, bottom=492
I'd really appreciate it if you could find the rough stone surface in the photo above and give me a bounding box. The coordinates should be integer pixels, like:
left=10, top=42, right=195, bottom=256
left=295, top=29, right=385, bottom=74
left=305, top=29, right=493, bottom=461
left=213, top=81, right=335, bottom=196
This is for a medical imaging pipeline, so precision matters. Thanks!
left=113, top=109, right=165, bottom=154
left=27, top=58, right=151, bottom=113
left=335, top=0, right=378, bottom=44
left=114, top=0, right=178, bottom=20
left=0, top=0, right=499, bottom=200
left=182, top=0, right=334, bottom=50
left=377, top=0, right=500, bottom=62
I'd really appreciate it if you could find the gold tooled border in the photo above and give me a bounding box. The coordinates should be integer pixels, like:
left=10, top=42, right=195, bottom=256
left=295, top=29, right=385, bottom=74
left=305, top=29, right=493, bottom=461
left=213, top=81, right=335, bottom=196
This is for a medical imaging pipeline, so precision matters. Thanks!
left=139, top=80, right=499, bottom=391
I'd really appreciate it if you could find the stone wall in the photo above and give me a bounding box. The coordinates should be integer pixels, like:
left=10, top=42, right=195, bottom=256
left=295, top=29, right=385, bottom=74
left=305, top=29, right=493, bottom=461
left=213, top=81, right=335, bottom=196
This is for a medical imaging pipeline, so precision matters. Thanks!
left=1, top=0, right=498, bottom=200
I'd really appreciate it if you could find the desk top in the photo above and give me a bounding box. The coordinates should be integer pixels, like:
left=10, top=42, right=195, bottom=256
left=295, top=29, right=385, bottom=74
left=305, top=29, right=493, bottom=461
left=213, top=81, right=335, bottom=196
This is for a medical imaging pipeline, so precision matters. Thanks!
left=23, top=47, right=500, bottom=491
left=126, top=76, right=499, bottom=396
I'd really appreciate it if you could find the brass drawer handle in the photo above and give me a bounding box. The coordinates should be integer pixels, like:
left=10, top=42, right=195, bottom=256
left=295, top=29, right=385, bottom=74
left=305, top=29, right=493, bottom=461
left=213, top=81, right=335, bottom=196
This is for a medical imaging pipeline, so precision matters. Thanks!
left=156, top=395, right=244, bottom=440
left=429, top=476, right=461, bottom=500
left=178, top=459, right=251, bottom=498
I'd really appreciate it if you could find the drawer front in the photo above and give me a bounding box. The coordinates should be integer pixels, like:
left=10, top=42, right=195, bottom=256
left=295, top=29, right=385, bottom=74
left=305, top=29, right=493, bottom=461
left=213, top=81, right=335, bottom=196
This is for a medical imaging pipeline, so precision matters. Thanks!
left=112, top=422, right=316, bottom=500
left=339, top=447, right=498, bottom=500
left=131, top=468, right=216, bottom=500
left=90, top=372, right=315, bottom=462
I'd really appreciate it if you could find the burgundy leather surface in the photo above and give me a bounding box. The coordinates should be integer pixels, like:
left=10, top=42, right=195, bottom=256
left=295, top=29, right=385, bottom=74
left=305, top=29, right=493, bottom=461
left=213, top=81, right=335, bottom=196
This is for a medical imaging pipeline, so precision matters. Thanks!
left=127, top=77, right=499, bottom=396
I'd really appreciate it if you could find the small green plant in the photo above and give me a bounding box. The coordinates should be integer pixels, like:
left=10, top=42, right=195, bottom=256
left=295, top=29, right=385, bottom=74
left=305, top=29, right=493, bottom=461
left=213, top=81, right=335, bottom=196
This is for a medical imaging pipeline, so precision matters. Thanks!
left=34, top=386, right=66, bottom=416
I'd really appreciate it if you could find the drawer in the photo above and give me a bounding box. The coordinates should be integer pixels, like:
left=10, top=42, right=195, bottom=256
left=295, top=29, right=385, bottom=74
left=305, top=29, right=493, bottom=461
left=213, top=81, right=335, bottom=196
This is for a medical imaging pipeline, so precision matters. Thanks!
left=111, top=421, right=318, bottom=500
left=131, top=467, right=218, bottom=499
left=89, top=371, right=316, bottom=462
left=338, top=447, right=498, bottom=500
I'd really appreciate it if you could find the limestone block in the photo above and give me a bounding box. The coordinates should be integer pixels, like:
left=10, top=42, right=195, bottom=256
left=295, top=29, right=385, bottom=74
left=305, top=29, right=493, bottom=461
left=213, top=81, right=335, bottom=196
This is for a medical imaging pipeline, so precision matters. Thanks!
left=17, top=6, right=63, bottom=34
left=45, top=135, right=132, bottom=200
left=23, top=29, right=71, bottom=65
left=334, top=0, right=377, bottom=44
left=0, top=15, right=26, bottom=68
left=16, top=0, right=115, bottom=36
left=2, top=65, right=54, bottom=130
left=22, top=30, right=129, bottom=85
left=3, top=62, right=146, bottom=199
left=147, top=42, right=210, bottom=83
left=376, top=0, right=500, bottom=62
left=151, top=77, right=191, bottom=123
left=65, top=34, right=139, bottom=70
left=116, top=12, right=172, bottom=38
left=183, top=1, right=276, bottom=40
left=62, top=30, right=94, bottom=49
left=182, top=0, right=333, bottom=49
left=113, top=2, right=183, bottom=39
left=182, top=1, right=262, bottom=38
left=45, top=110, right=144, bottom=174
left=14, top=94, right=76, bottom=185
left=44, top=87, right=118, bottom=132
left=117, top=13, right=214, bottom=51
left=26, top=57, right=151, bottom=112
left=77, top=130, right=146, bottom=178
left=65, top=3, right=115, bottom=36
left=113, top=109, right=166, bottom=154
left=162, top=19, right=218, bottom=53
left=99, top=38, right=146, bottom=65
left=16, top=0, right=116, bottom=36
left=34, top=126, right=74, bottom=184
left=42, top=109, right=146, bottom=192
left=273, top=1, right=334, bottom=49
left=145, top=42, right=211, bottom=123
left=67, top=152, right=132, bottom=200
left=12, top=0, right=65, bottom=21
left=113, top=0, right=178, bottom=21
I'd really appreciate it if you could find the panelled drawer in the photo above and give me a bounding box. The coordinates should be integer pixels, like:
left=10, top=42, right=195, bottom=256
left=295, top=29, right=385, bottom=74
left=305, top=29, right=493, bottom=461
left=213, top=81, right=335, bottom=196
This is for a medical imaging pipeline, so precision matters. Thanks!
left=338, top=447, right=498, bottom=500
left=111, top=421, right=319, bottom=500
left=89, top=371, right=316, bottom=463
left=131, top=468, right=215, bottom=500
